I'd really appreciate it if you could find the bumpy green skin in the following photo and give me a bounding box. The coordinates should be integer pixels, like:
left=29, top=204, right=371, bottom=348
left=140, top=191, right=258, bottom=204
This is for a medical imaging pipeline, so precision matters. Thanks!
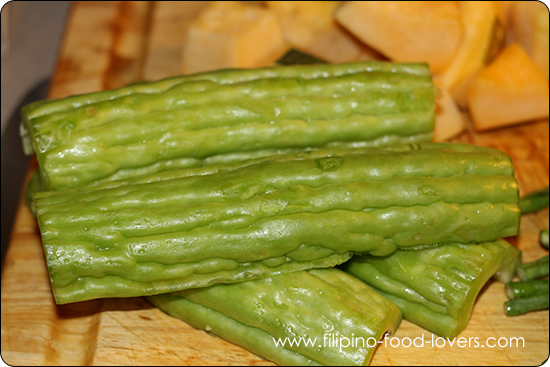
left=23, top=61, right=432, bottom=119
left=342, top=239, right=521, bottom=339
left=33, top=143, right=520, bottom=304
left=147, top=268, right=402, bottom=366
left=21, top=61, right=436, bottom=191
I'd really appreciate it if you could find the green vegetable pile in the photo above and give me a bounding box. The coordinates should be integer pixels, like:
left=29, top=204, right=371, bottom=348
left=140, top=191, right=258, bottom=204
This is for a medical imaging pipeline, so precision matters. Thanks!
left=22, top=54, right=544, bottom=365
left=503, top=187, right=550, bottom=317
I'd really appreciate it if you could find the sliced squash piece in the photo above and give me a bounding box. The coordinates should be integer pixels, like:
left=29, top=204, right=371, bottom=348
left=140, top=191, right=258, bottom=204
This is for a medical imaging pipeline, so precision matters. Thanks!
left=433, top=86, right=466, bottom=141
left=435, top=1, right=506, bottom=107
left=334, top=1, right=462, bottom=74
left=264, top=1, right=382, bottom=63
left=467, top=43, right=550, bottom=131
left=182, top=1, right=288, bottom=74
left=509, top=1, right=549, bottom=79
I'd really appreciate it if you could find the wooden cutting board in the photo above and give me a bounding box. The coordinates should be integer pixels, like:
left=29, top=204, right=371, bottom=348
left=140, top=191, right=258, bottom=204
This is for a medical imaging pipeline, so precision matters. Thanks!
left=1, top=2, right=549, bottom=365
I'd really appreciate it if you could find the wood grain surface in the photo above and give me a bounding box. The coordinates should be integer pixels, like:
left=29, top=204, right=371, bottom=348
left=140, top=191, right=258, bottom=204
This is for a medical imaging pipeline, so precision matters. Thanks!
left=1, top=2, right=549, bottom=365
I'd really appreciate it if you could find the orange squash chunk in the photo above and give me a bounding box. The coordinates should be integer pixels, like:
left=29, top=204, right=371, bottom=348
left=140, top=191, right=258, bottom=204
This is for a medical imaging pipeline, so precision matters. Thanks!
left=334, top=1, right=462, bottom=74
left=435, top=1, right=505, bottom=107
left=434, top=87, right=466, bottom=141
left=182, top=1, right=287, bottom=74
left=467, top=43, right=550, bottom=131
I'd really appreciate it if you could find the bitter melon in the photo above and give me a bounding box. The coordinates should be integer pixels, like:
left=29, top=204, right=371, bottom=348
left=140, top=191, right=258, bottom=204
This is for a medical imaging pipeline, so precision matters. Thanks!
left=342, top=239, right=521, bottom=338
left=21, top=61, right=436, bottom=191
left=32, top=143, right=520, bottom=304
left=147, top=268, right=402, bottom=366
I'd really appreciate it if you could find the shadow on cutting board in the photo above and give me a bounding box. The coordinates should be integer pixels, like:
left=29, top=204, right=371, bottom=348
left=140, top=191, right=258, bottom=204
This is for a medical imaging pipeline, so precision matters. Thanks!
left=1, top=79, right=50, bottom=271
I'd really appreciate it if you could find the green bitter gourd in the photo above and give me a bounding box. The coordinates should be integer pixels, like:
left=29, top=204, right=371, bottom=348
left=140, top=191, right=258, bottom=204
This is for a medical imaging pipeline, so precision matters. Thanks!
left=32, top=143, right=520, bottom=304
left=342, top=239, right=521, bottom=339
left=147, top=268, right=402, bottom=366
left=21, top=61, right=436, bottom=191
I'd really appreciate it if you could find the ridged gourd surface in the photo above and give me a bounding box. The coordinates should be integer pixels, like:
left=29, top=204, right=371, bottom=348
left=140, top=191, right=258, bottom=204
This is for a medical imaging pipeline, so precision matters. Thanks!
left=21, top=61, right=436, bottom=191
left=32, top=143, right=520, bottom=304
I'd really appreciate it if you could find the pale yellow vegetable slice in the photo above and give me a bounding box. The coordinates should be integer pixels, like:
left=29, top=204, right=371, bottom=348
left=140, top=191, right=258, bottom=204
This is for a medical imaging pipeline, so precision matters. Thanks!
left=467, top=43, right=550, bottom=131
left=265, top=1, right=381, bottom=63
left=433, top=87, right=466, bottom=141
left=435, top=1, right=505, bottom=107
left=334, top=1, right=462, bottom=74
left=182, top=1, right=288, bottom=74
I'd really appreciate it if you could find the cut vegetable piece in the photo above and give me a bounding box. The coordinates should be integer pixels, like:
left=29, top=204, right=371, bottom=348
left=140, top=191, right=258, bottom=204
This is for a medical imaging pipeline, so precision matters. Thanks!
left=509, top=1, right=549, bottom=79
left=516, top=255, right=550, bottom=281
left=265, top=1, right=382, bottom=63
left=181, top=1, right=288, bottom=74
left=46, top=142, right=514, bottom=194
left=433, top=87, right=466, bottom=141
left=32, top=143, right=520, bottom=304
left=467, top=43, right=550, bottom=131
left=22, top=61, right=436, bottom=191
left=342, top=239, right=521, bottom=338
left=334, top=1, right=462, bottom=74
left=23, top=60, right=432, bottom=121
left=435, top=1, right=505, bottom=107
left=505, top=294, right=549, bottom=316
left=147, top=268, right=402, bottom=366
left=505, top=279, right=549, bottom=300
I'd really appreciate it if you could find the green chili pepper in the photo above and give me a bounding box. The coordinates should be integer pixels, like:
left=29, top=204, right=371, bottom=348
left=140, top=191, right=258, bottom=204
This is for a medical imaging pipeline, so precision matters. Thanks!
left=21, top=61, right=436, bottom=191
left=147, top=268, right=402, bottom=366
left=32, top=143, right=520, bottom=304
left=342, top=239, right=521, bottom=339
